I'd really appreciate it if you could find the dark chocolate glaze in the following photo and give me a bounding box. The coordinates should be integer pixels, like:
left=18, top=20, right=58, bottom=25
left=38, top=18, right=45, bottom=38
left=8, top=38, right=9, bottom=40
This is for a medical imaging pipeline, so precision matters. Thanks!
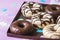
left=10, top=20, right=35, bottom=35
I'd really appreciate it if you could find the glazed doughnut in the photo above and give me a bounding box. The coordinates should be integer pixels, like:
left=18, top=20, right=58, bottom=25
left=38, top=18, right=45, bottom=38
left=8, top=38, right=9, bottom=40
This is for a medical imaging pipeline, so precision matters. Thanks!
left=43, top=24, right=60, bottom=39
left=10, top=20, right=35, bottom=35
left=41, top=13, right=54, bottom=28
left=21, top=2, right=43, bottom=18
left=45, top=5, right=60, bottom=13
left=45, top=5, right=60, bottom=20
left=31, top=12, right=41, bottom=29
left=31, top=12, right=54, bottom=29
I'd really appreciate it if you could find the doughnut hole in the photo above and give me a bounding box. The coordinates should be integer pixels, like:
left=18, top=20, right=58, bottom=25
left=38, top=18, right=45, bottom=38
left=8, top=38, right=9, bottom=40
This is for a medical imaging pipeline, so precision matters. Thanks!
left=18, top=24, right=24, bottom=28
left=51, top=6, right=58, bottom=11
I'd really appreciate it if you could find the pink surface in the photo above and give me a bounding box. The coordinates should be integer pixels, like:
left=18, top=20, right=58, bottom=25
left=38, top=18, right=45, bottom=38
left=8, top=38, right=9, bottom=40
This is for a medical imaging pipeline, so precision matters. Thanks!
left=0, top=0, right=51, bottom=40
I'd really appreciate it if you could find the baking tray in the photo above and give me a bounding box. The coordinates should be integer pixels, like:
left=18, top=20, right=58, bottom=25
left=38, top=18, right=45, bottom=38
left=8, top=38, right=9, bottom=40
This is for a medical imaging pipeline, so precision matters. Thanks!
left=7, top=2, right=60, bottom=40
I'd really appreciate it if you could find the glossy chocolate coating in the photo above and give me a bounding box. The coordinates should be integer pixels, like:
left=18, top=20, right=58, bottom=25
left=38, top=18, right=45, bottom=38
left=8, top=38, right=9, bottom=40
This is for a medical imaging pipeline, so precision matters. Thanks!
left=45, top=5, right=60, bottom=22
left=10, top=20, right=35, bottom=35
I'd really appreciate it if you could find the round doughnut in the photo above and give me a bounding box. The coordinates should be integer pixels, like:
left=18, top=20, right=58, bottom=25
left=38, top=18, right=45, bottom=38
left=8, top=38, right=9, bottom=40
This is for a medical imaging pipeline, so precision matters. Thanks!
left=21, top=2, right=43, bottom=18
left=31, top=12, right=54, bottom=29
left=45, top=5, right=60, bottom=13
left=41, top=13, right=54, bottom=28
left=45, top=5, right=60, bottom=20
left=10, top=20, right=35, bottom=35
left=43, top=24, right=60, bottom=39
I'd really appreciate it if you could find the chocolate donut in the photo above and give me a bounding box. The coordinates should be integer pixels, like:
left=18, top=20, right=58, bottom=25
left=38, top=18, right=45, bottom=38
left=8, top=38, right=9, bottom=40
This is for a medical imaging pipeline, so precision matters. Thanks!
left=10, top=20, right=35, bottom=35
left=45, top=5, right=60, bottom=13
left=21, top=2, right=43, bottom=18
left=45, top=5, right=60, bottom=20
